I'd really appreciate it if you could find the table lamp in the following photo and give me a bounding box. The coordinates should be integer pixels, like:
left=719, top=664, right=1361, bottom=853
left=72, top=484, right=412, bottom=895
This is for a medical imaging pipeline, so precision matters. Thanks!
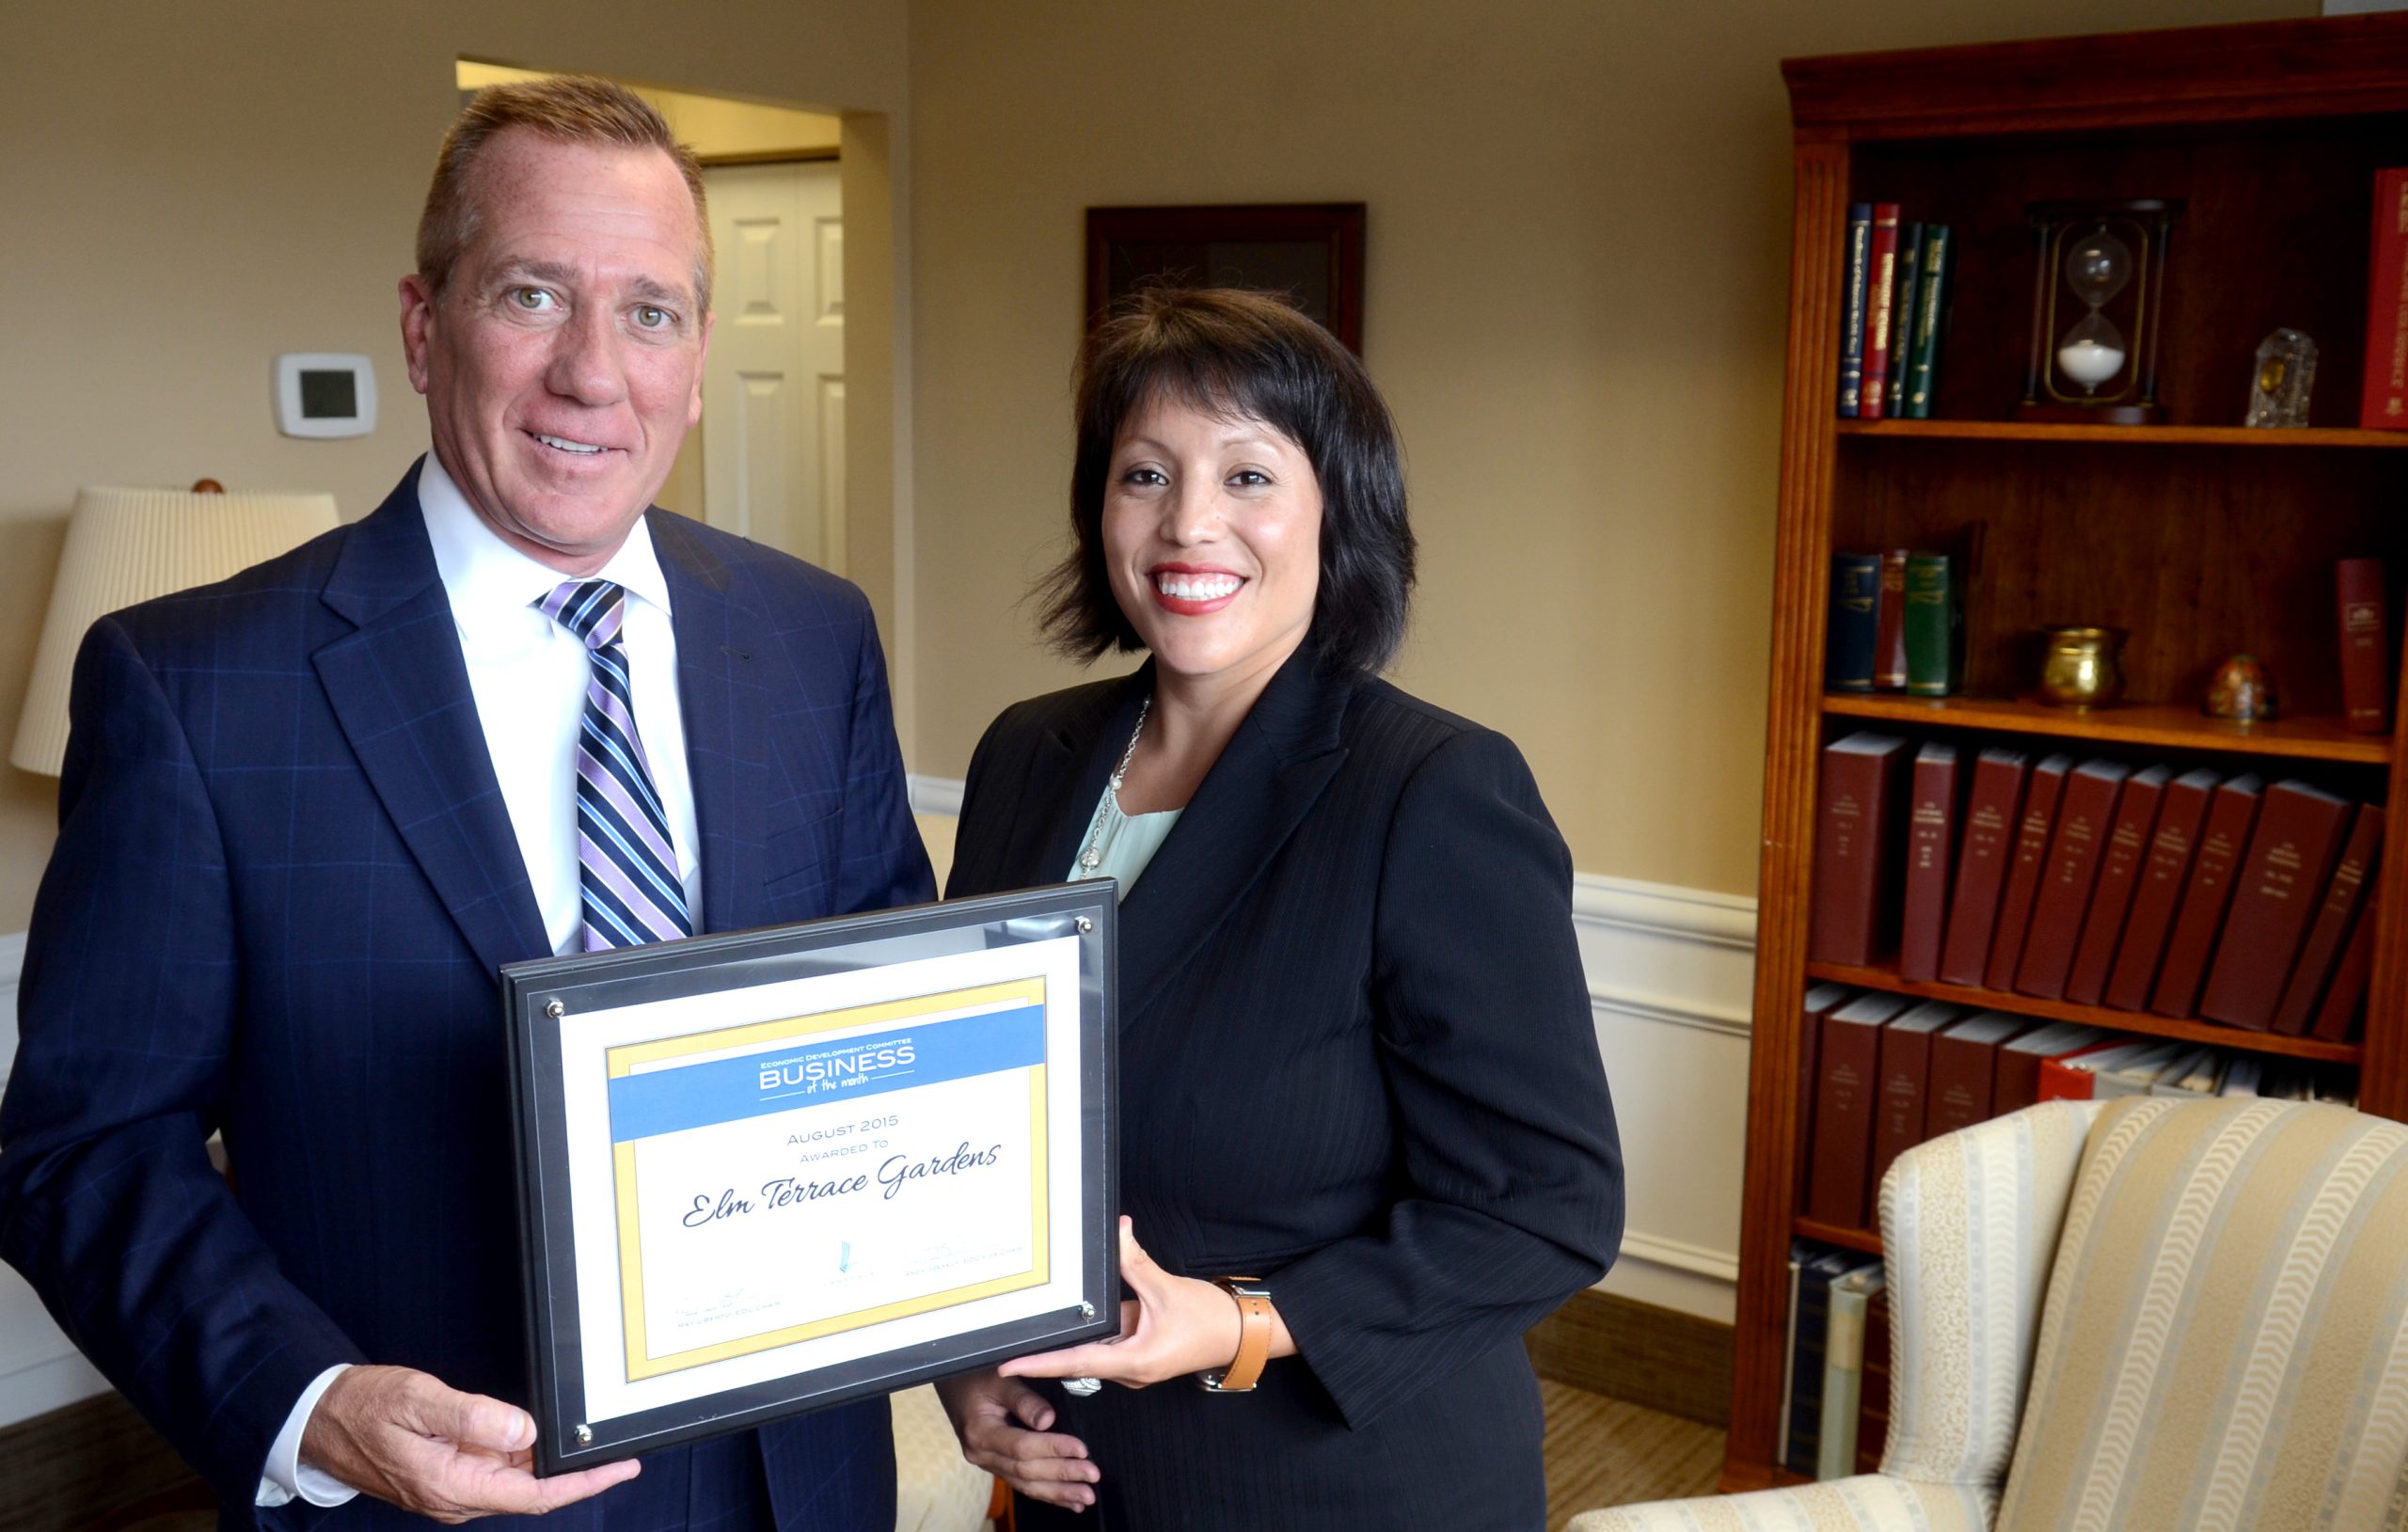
left=11, top=482, right=340, bottom=775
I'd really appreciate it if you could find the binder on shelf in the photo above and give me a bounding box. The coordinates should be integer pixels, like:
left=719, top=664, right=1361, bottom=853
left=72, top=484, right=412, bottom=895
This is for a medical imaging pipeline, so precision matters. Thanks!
left=1940, top=749, right=2031, bottom=987
left=1807, top=992, right=1914, bottom=1228
left=1986, top=755, right=2075, bottom=992
left=2067, top=765, right=2171, bottom=1006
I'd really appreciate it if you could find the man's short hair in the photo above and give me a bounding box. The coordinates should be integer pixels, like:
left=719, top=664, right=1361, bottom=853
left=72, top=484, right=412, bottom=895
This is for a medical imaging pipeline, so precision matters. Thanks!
left=417, top=74, right=713, bottom=313
left=1038, top=286, right=1418, bottom=676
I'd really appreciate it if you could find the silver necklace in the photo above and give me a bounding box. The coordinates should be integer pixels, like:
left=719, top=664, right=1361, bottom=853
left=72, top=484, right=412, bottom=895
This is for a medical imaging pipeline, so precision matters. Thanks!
left=1077, top=697, right=1151, bottom=872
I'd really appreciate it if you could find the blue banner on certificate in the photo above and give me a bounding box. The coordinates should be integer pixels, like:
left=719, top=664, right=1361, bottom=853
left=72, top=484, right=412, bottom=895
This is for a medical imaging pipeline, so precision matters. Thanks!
left=505, top=886, right=1117, bottom=1475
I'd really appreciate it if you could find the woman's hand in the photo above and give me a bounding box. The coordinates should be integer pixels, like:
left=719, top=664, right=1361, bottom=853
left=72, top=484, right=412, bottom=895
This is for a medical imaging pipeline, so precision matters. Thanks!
left=933, top=1370, right=1100, bottom=1512
left=998, top=1217, right=1288, bottom=1389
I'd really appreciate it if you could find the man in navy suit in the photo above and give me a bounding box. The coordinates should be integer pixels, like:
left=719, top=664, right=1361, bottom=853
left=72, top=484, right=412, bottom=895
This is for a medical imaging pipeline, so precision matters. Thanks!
left=0, top=76, right=931, bottom=1527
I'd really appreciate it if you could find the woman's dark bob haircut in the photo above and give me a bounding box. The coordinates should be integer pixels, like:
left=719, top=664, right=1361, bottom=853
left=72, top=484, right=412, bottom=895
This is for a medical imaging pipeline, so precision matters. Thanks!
left=1036, top=286, right=1416, bottom=674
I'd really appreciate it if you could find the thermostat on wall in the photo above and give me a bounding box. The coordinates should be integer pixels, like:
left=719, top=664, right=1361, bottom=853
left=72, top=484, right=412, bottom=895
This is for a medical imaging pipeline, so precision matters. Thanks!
left=274, top=353, right=378, bottom=438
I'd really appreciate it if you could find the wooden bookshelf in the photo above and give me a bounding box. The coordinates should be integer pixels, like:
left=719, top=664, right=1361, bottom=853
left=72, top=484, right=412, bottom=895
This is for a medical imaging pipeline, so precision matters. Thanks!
left=1822, top=694, right=2391, bottom=766
left=1838, top=419, right=2408, bottom=449
left=1730, top=14, right=2408, bottom=1494
left=1803, top=962, right=2366, bottom=1066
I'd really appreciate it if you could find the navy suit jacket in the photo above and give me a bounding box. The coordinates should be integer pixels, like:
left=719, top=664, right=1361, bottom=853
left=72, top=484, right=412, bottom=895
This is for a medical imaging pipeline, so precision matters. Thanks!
left=0, top=466, right=934, bottom=1529
left=946, top=650, right=1621, bottom=1531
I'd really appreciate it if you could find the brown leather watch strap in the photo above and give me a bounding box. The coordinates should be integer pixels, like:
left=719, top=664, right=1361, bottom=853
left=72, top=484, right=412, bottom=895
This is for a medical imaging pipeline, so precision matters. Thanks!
left=1198, top=1276, right=1272, bottom=1393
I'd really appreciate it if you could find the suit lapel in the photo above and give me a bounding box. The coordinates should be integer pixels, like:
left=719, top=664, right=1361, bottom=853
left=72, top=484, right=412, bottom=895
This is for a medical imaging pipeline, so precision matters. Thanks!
left=651, top=513, right=770, bottom=936
left=1028, top=669, right=1150, bottom=889
left=1118, top=649, right=1351, bottom=1024
left=313, top=463, right=551, bottom=978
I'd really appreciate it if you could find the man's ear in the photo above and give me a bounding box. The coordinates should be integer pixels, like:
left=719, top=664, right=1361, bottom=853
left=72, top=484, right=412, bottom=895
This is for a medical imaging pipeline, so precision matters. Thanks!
left=688, top=309, right=715, bottom=428
left=399, top=275, right=438, bottom=396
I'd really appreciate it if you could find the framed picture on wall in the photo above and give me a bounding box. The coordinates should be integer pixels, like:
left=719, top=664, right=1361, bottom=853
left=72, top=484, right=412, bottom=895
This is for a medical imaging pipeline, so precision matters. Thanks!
left=1085, top=203, right=1367, bottom=354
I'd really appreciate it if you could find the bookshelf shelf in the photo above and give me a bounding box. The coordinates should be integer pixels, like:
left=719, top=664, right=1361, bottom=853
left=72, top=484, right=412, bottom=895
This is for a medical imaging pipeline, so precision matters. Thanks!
left=1728, top=13, right=2408, bottom=1496
left=1791, top=1217, right=1882, bottom=1257
left=1821, top=694, right=2393, bottom=766
left=1837, top=420, right=2408, bottom=449
left=1803, top=961, right=2367, bottom=1065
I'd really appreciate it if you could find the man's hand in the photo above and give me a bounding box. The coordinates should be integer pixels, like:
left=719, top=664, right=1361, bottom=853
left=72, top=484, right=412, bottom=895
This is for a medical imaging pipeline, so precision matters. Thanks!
left=301, top=1365, right=640, bottom=1524
left=933, top=1369, right=1099, bottom=1512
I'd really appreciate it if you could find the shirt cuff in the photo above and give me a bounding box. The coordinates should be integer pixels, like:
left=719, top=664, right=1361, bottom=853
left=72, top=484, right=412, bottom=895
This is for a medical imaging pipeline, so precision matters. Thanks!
left=256, top=1363, right=361, bottom=1508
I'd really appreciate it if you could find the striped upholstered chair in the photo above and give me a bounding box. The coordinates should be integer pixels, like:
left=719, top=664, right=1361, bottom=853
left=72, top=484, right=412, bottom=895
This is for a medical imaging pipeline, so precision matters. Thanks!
left=1571, top=1097, right=2408, bottom=1532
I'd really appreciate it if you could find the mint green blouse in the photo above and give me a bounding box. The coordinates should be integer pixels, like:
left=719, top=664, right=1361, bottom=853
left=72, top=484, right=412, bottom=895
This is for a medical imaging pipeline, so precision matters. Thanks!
left=1066, top=784, right=1181, bottom=900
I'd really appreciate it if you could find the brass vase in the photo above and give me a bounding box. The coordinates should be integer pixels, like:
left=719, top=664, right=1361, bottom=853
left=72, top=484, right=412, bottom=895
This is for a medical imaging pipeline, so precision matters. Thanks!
left=2036, top=625, right=2127, bottom=709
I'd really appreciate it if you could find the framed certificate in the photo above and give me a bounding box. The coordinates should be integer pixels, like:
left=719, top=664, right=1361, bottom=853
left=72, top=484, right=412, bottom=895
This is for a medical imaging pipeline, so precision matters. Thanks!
left=502, top=884, right=1117, bottom=1475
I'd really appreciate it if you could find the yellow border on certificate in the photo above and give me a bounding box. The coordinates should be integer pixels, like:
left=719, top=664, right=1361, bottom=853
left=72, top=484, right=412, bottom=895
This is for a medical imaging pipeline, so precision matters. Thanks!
left=608, top=976, right=1053, bottom=1382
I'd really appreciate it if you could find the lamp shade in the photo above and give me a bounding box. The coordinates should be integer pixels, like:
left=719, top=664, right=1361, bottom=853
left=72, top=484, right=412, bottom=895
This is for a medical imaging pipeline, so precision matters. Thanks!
left=12, top=486, right=340, bottom=775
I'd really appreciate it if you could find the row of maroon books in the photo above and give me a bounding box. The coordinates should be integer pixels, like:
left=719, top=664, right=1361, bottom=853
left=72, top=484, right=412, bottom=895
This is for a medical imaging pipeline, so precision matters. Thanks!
left=1798, top=985, right=2356, bottom=1229
left=1807, top=732, right=2380, bottom=1041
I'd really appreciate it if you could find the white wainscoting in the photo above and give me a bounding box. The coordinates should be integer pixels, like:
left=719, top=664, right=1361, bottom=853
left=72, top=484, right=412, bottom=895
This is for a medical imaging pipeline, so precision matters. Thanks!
left=0, top=928, right=112, bottom=1429
left=0, top=797, right=1758, bottom=1433
left=911, top=778, right=1758, bottom=1326
left=1570, top=875, right=1755, bottom=1324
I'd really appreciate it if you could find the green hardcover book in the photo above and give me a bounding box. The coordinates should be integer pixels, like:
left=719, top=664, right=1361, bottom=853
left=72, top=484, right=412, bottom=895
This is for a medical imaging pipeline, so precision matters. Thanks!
left=1904, top=553, right=1962, bottom=696
left=1902, top=224, right=1953, bottom=419
left=1816, top=1259, right=1888, bottom=1479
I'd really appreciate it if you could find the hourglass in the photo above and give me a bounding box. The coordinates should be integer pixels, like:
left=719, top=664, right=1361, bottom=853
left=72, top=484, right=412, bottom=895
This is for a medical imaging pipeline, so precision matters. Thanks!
left=2021, top=199, right=2182, bottom=424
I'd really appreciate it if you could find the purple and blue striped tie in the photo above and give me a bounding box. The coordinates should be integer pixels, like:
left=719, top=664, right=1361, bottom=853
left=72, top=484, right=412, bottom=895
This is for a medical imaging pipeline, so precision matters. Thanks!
left=540, top=578, right=692, bottom=950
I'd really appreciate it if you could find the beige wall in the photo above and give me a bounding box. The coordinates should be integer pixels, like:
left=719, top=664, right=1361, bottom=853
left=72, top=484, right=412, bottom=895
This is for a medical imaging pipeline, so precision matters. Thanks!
left=904, top=0, right=2305, bottom=897
left=0, top=0, right=910, bottom=928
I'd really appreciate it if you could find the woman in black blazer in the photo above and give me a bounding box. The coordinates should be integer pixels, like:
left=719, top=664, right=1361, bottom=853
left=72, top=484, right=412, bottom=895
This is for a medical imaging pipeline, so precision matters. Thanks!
left=936, top=288, right=1622, bottom=1530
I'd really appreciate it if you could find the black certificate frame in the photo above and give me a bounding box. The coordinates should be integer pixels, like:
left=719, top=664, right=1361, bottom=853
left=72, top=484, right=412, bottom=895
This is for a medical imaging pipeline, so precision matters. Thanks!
left=502, top=884, right=1118, bottom=1476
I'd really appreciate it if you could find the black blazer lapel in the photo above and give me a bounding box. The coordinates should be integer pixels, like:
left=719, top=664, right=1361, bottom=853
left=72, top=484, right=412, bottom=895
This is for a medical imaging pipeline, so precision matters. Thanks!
left=312, top=463, right=551, bottom=978
left=1027, top=668, right=1151, bottom=889
left=651, top=513, right=771, bottom=937
left=1119, top=649, right=1351, bottom=1023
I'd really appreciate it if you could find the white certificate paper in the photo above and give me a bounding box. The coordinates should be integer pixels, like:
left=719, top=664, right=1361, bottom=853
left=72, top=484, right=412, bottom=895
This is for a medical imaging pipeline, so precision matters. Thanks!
left=553, top=936, right=1090, bottom=1427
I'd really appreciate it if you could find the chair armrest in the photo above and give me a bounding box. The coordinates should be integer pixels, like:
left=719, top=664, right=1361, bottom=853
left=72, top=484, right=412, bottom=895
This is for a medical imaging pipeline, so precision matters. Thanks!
left=1567, top=1474, right=1994, bottom=1532
left=1876, top=1101, right=2098, bottom=1486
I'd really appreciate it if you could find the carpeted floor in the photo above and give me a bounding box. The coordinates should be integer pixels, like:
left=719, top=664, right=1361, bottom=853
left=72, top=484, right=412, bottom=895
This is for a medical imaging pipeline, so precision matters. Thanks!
left=1542, top=1380, right=1727, bottom=1530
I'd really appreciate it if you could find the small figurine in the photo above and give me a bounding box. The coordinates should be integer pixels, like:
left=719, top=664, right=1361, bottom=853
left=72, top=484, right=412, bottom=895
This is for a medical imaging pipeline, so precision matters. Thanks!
left=2206, top=654, right=2278, bottom=721
left=2244, top=329, right=2316, bottom=429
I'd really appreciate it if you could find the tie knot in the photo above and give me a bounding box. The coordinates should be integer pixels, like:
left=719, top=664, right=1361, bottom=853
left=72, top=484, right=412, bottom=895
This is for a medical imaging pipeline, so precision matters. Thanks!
left=540, top=579, right=626, bottom=649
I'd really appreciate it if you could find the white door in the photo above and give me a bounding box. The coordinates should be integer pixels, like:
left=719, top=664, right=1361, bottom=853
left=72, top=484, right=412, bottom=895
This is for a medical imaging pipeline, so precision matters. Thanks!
left=702, top=160, right=845, bottom=573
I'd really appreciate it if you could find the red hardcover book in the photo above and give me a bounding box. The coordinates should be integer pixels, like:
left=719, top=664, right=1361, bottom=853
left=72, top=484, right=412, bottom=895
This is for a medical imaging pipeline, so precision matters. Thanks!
left=1808, top=992, right=1913, bottom=1227
left=2273, top=806, right=2384, bottom=1035
left=2201, top=782, right=2358, bottom=1030
left=2038, top=1037, right=2160, bottom=1103
left=2361, top=167, right=2408, bottom=431
left=1985, top=754, right=2075, bottom=992
left=2312, top=901, right=2378, bottom=1043
left=1925, top=1012, right=2031, bottom=1140
left=1940, top=749, right=2030, bottom=987
left=1875, top=549, right=1910, bottom=690
left=1868, top=1002, right=1958, bottom=1203
left=2067, top=765, right=2172, bottom=1005
left=1796, top=982, right=1856, bottom=1199
left=2151, top=774, right=2266, bottom=1018
left=1898, top=742, right=1961, bottom=983
left=1809, top=733, right=1913, bottom=967
left=2105, top=767, right=2220, bottom=1011
left=1861, top=205, right=1903, bottom=420
left=2015, top=760, right=2131, bottom=1000
left=2338, top=558, right=2392, bottom=734
left=1994, top=1022, right=2109, bottom=1116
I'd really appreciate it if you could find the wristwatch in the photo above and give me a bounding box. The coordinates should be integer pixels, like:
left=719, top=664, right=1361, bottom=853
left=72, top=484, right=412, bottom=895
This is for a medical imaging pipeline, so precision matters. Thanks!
left=1197, top=1276, right=1273, bottom=1393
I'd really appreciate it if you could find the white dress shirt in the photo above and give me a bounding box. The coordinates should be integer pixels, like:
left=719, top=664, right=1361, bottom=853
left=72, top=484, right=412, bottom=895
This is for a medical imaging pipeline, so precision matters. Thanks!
left=258, top=452, right=703, bottom=1506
